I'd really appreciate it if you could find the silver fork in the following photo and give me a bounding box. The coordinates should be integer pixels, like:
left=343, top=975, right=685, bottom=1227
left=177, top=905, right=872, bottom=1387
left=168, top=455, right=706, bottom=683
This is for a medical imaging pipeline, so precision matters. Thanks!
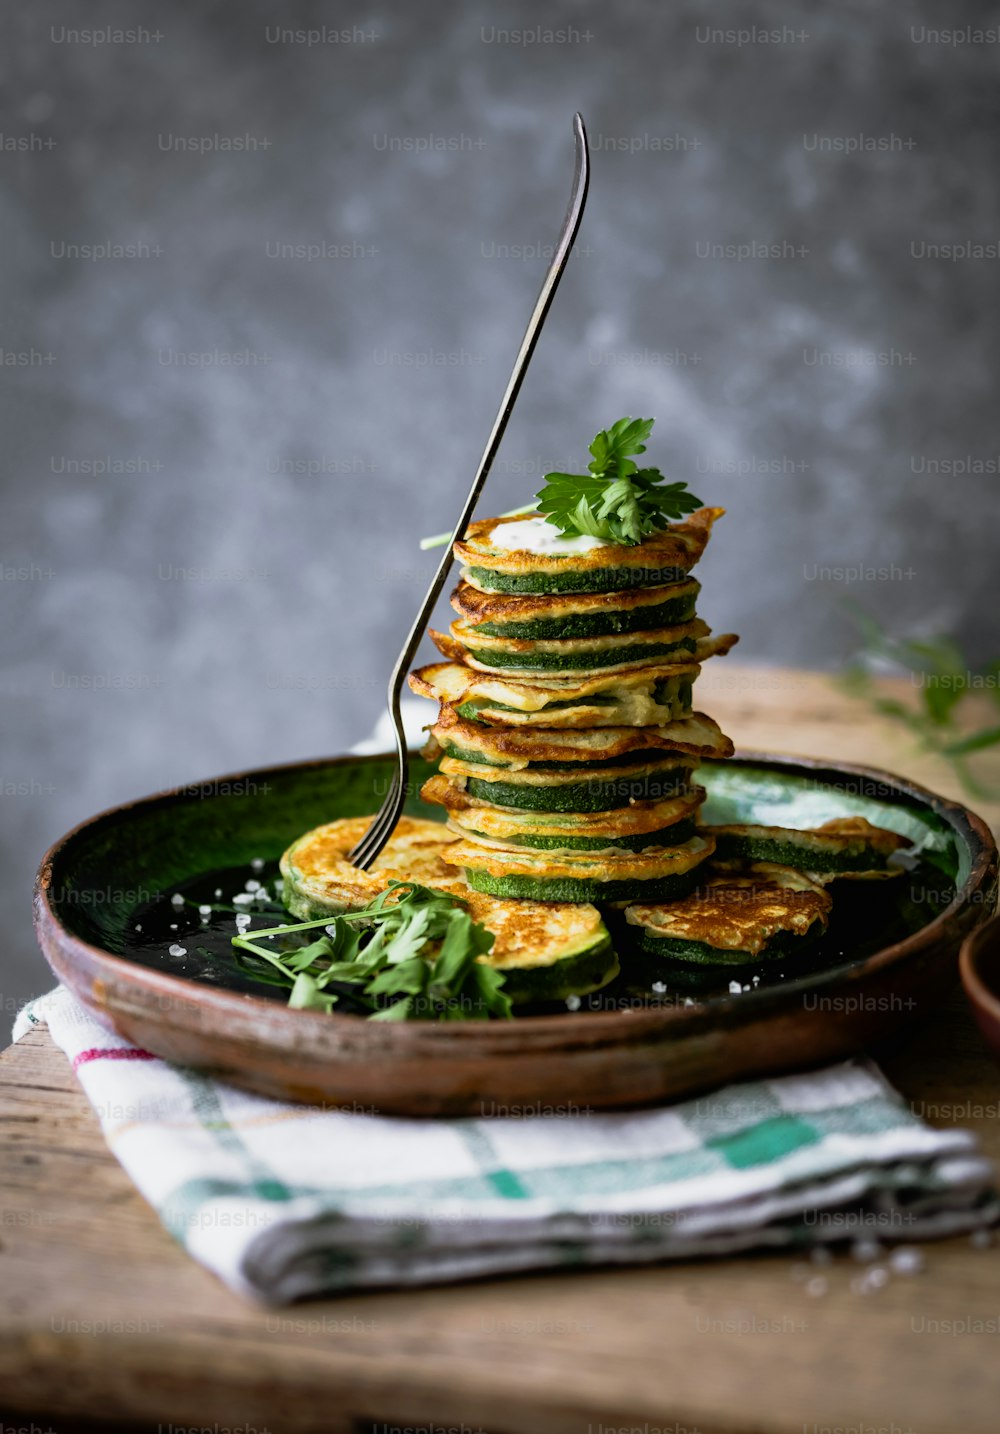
left=350, top=112, right=591, bottom=870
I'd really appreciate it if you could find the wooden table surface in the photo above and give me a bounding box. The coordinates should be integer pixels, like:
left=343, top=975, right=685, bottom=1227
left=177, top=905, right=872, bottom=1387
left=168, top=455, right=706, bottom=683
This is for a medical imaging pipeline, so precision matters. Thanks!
left=2, top=664, right=999, bottom=1434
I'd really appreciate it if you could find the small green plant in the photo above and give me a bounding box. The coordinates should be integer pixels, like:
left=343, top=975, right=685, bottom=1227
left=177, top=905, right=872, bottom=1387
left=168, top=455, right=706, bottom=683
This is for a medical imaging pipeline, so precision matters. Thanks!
left=841, top=604, right=1000, bottom=798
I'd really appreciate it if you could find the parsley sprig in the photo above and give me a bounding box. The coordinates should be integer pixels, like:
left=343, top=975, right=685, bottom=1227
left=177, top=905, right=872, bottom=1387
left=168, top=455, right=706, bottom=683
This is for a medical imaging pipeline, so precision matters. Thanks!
left=536, top=417, right=702, bottom=546
left=841, top=605, right=1000, bottom=800
left=231, top=880, right=512, bottom=1022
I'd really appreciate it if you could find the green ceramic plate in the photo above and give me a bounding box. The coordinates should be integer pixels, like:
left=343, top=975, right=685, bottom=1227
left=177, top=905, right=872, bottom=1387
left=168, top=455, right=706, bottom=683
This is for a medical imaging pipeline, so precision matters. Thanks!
left=34, top=751, right=997, bottom=1115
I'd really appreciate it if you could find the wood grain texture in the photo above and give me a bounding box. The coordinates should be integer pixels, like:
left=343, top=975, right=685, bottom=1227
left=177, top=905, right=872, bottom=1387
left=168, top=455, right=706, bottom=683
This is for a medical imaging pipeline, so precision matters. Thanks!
left=3, top=664, right=999, bottom=1434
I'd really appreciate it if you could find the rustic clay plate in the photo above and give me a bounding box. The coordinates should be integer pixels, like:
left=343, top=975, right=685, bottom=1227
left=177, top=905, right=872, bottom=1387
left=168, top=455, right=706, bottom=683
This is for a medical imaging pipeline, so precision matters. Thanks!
left=34, top=751, right=997, bottom=1115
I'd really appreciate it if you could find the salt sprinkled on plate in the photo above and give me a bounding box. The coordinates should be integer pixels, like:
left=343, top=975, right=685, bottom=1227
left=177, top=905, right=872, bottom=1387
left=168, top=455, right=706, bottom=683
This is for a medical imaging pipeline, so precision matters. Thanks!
left=245, top=879, right=261, bottom=893
left=168, top=944, right=187, bottom=956
left=851, top=1238, right=883, bottom=1264
left=889, top=1247, right=924, bottom=1275
left=233, top=892, right=254, bottom=908
left=651, top=981, right=666, bottom=994
left=170, top=893, right=184, bottom=909
left=728, top=980, right=741, bottom=994
left=198, top=905, right=212, bottom=919
left=135, top=924, right=142, bottom=933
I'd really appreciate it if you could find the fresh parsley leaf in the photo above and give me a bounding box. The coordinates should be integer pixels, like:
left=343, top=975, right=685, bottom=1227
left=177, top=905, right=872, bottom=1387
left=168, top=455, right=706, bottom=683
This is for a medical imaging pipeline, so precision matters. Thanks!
left=230, top=879, right=511, bottom=1022
left=535, top=417, right=702, bottom=546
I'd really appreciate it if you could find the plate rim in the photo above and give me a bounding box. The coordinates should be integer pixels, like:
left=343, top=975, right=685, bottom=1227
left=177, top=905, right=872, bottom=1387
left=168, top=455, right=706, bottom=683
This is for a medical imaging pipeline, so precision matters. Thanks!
left=33, top=748, right=998, bottom=1044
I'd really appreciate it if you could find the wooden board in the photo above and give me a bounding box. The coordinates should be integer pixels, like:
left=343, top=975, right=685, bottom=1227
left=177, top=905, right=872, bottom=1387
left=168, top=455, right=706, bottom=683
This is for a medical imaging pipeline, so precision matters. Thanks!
left=2, top=663, right=999, bottom=1434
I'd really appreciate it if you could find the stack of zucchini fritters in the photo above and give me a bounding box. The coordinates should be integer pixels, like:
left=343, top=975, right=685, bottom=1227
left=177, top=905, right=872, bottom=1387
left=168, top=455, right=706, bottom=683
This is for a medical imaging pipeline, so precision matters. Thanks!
left=412, top=506, right=735, bottom=906
left=409, top=507, right=910, bottom=982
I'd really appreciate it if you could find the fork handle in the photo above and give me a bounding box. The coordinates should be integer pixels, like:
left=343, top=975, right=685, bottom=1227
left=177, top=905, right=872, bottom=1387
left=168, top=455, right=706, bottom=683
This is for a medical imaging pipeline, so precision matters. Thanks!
left=363, top=114, right=590, bottom=867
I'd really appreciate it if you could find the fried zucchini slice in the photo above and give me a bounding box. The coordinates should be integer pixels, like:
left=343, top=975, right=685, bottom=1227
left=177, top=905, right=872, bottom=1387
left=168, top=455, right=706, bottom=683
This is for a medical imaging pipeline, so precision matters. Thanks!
left=279, top=816, right=617, bottom=1004
left=411, top=661, right=697, bottom=728
left=441, top=833, right=716, bottom=903
left=626, top=865, right=832, bottom=965
left=432, top=617, right=710, bottom=675
left=455, top=507, right=723, bottom=594
left=451, top=577, right=700, bottom=639
left=438, top=753, right=698, bottom=812
left=428, top=705, right=734, bottom=767
left=706, top=817, right=911, bottom=880
left=424, top=776, right=706, bottom=854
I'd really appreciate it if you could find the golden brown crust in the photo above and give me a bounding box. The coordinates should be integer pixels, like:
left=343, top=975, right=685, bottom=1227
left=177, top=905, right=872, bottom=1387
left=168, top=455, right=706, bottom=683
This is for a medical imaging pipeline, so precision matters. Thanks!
left=449, top=616, right=707, bottom=657
left=626, top=868, right=832, bottom=954
left=419, top=774, right=707, bottom=831
left=442, top=834, right=716, bottom=881
left=429, top=621, right=721, bottom=677
left=438, top=753, right=698, bottom=786
left=453, top=506, right=724, bottom=576
left=281, top=816, right=608, bottom=971
left=432, top=703, right=734, bottom=761
left=450, top=578, right=700, bottom=625
left=409, top=659, right=702, bottom=706
left=707, top=817, right=911, bottom=857
left=282, top=816, right=462, bottom=908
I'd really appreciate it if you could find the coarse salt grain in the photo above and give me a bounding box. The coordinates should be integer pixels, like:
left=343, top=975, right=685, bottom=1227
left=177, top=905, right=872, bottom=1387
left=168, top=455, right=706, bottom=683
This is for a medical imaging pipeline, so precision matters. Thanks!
left=805, top=1276, right=827, bottom=1297
left=233, top=892, right=254, bottom=908
left=728, top=980, right=741, bottom=994
left=215, top=888, right=223, bottom=899
left=170, top=893, right=184, bottom=908
left=851, top=1238, right=883, bottom=1264
left=889, top=1247, right=924, bottom=1276
left=651, top=981, right=666, bottom=994
left=565, top=995, right=581, bottom=1011
left=245, top=879, right=261, bottom=893
left=199, top=905, right=212, bottom=918
left=251, top=857, right=265, bottom=872
left=168, top=944, right=187, bottom=956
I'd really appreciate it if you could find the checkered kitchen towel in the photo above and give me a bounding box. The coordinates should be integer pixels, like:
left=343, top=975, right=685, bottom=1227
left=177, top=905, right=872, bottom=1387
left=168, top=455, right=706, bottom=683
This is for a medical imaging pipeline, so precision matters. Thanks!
left=13, top=986, right=996, bottom=1303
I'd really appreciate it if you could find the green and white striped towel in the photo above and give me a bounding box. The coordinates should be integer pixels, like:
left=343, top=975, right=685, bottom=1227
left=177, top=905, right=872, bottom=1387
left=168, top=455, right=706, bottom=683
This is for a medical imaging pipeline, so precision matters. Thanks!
left=13, top=987, right=996, bottom=1303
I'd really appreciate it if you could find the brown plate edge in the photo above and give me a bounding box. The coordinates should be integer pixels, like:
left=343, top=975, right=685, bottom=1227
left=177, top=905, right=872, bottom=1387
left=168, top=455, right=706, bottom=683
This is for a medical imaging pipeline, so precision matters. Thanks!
left=32, top=747, right=1000, bottom=1059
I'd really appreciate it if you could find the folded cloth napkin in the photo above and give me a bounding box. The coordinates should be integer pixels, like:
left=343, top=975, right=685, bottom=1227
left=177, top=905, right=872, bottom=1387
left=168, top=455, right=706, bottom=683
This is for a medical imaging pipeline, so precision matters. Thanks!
left=14, top=986, right=996, bottom=1304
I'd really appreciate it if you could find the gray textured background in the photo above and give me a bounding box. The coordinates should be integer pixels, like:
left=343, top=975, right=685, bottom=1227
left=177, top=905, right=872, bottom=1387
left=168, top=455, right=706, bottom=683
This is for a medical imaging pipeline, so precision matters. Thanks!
left=2, top=0, right=998, bottom=1005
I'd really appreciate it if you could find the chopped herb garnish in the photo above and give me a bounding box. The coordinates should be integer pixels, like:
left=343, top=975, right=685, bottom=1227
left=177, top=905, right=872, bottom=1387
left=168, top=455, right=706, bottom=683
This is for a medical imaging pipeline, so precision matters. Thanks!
left=536, top=417, right=702, bottom=546
left=231, top=879, right=512, bottom=1022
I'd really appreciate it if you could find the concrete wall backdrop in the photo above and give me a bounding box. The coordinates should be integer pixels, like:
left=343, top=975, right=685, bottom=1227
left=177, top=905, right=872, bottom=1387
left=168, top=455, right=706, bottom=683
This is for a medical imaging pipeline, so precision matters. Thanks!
left=2, top=0, right=998, bottom=1004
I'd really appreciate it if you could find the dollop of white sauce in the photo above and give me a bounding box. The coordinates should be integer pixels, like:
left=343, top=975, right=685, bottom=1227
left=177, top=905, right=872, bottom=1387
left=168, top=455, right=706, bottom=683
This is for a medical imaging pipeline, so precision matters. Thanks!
left=489, top=515, right=612, bottom=554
